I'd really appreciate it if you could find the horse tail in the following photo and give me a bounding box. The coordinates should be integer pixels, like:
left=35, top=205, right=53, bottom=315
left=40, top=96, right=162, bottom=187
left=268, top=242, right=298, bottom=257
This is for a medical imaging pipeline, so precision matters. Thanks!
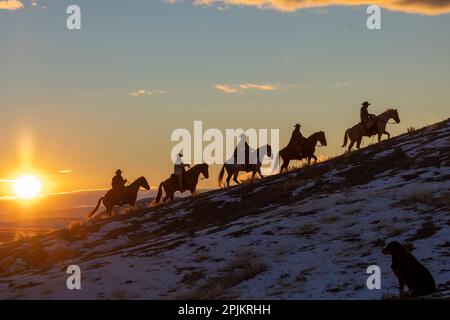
left=87, top=197, right=104, bottom=219
left=342, top=129, right=350, bottom=147
left=218, top=164, right=226, bottom=187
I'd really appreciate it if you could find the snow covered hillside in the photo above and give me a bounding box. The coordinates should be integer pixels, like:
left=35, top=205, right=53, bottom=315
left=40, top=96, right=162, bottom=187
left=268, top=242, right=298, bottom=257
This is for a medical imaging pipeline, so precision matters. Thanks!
left=0, top=120, right=449, bottom=299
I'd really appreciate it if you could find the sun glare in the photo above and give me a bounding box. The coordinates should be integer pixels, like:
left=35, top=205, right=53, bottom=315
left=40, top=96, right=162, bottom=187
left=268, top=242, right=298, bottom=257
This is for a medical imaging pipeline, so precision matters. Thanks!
left=13, top=175, right=43, bottom=200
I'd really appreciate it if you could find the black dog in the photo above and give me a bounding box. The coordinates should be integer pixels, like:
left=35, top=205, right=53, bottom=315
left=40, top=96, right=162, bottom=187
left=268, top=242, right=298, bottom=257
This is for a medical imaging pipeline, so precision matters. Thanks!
left=382, top=241, right=436, bottom=297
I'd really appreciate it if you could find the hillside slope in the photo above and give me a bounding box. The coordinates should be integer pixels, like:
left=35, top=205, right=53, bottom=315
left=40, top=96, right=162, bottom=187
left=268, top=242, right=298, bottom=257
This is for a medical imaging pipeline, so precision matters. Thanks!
left=0, top=120, right=449, bottom=299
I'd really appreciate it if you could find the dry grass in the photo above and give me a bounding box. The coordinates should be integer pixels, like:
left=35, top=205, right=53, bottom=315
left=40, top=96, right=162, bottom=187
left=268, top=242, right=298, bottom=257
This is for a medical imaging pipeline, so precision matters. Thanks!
left=181, top=270, right=206, bottom=286
left=180, top=250, right=266, bottom=299
left=193, top=254, right=211, bottom=263
left=393, top=189, right=449, bottom=213
left=321, top=215, right=339, bottom=224
left=407, top=220, right=440, bottom=242
left=292, top=224, right=319, bottom=238
left=49, top=246, right=81, bottom=263
left=111, top=289, right=128, bottom=300
left=238, top=174, right=261, bottom=184
left=68, top=220, right=83, bottom=232
left=407, top=126, right=416, bottom=134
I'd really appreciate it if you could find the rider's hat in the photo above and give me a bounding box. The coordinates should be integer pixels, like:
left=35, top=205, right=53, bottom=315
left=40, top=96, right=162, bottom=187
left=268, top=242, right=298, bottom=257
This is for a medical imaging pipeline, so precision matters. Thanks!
left=178, top=153, right=183, bottom=157
left=116, top=169, right=123, bottom=174
left=362, top=101, right=371, bottom=106
left=294, top=123, right=301, bottom=128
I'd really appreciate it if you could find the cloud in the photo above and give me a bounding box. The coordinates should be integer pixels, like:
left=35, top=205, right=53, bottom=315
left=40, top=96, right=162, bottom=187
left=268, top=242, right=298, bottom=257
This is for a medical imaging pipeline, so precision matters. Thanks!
left=215, top=83, right=280, bottom=93
left=129, top=89, right=167, bottom=97
left=30, top=0, right=46, bottom=9
left=214, top=84, right=241, bottom=94
left=169, top=0, right=450, bottom=15
left=239, top=83, right=278, bottom=90
left=0, top=0, right=23, bottom=10
left=57, top=170, right=72, bottom=174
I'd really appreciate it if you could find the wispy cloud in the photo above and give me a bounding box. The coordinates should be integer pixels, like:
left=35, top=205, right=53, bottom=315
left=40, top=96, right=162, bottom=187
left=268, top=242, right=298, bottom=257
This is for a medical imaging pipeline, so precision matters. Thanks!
left=57, top=170, right=72, bottom=174
left=129, top=89, right=167, bottom=97
left=215, top=83, right=280, bottom=94
left=0, top=0, right=23, bottom=11
left=239, top=83, right=278, bottom=91
left=167, top=0, right=450, bottom=15
left=30, top=0, right=46, bottom=9
left=214, top=84, right=241, bottom=94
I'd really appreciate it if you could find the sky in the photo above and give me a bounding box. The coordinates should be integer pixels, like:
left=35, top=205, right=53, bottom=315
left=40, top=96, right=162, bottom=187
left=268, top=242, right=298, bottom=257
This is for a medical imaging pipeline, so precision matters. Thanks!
left=0, top=0, right=449, bottom=198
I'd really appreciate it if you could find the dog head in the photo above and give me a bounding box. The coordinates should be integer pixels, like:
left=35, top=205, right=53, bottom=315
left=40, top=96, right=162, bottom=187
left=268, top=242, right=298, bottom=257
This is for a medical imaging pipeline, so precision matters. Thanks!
left=382, top=241, right=406, bottom=256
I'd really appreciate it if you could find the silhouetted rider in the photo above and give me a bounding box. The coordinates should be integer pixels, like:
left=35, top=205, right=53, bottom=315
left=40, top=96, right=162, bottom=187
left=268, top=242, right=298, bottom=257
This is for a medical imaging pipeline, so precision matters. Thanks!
left=174, top=153, right=190, bottom=192
left=112, top=169, right=127, bottom=196
left=233, top=133, right=254, bottom=171
left=360, top=101, right=378, bottom=135
left=288, top=123, right=304, bottom=156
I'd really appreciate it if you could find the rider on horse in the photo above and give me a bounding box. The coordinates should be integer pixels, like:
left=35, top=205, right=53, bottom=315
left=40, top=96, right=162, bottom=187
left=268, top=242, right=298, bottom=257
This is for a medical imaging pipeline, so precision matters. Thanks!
left=233, top=133, right=255, bottom=171
left=288, top=123, right=305, bottom=156
left=360, top=101, right=378, bottom=135
left=174, top=153, right=190, bottom=192
left=112, top=169, right=127, bottom=198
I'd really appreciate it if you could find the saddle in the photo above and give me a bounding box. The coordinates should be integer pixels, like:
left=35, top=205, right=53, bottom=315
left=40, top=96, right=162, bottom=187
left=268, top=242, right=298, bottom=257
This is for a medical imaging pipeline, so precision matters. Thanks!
left=171, top=173, right=188, bottom=190
left=109, top=187, right=126, bottom=205
left=362, top=116, right=379, bottom=135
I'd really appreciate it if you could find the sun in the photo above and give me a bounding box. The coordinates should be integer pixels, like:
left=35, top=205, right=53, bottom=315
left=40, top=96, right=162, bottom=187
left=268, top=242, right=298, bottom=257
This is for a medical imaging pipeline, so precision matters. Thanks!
left=13, top=174, right=43, bottom=200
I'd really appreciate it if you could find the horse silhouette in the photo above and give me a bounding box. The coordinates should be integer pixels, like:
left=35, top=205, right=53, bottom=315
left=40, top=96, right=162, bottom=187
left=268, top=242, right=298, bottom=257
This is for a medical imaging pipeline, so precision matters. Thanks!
left=342, top=109, right=400, bottom=152
left=87, top=176, right=150, bottom=219
left=218, top=145, right=273, bottom=188
left=276, top=131, right=327, bottom=173
left=153, top=163, right=209, bottom=205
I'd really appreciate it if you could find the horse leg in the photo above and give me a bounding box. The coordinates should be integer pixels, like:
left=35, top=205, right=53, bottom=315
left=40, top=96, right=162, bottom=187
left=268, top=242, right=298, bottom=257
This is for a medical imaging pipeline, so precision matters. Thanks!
left=356, top=138, right=362, bottom=150
left=226, top=173, right=232, bottom=187
left=233, top=170, right=240, bottom=184
left=348, top=140, right=355, bottom=152
left=383, top=130, right=390, bottom=139
left=258, top=168, right=264, bottom=179
left=281, top=159, right=290, bottom=172
left=313, top=155, right=318, bottom=164
left=378, top=132, right=382, bottom=142
left=105, top=205, right=113, bottom=217
left=307, top=157, right=311, bottom=165
left=163, top=194, right=170, bottom=203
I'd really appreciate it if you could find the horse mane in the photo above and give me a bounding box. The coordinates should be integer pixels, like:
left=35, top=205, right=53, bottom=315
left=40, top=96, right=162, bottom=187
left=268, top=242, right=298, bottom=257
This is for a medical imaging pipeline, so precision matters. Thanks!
left=307, top=131, right=323, bottom=139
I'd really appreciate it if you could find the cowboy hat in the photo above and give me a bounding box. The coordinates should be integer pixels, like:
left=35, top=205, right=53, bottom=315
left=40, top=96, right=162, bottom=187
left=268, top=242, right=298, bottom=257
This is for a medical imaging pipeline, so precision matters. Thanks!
left=115, top=169, right=123, bottom=174
left=294, top=123, right=301, bottom=128
left=362, top=101, right=371, bottom=106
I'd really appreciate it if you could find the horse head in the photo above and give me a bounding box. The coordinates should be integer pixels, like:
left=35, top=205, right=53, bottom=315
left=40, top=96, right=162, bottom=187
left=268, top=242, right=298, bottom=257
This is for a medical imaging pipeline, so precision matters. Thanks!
left=318, top=131, right=327, bottom=146
left=137, top=176, right=151, bottom=190
left=393, top=109, right=401, bottom=124
left=259, top=144, right=273, bottom=159
left=200, top=163, right=209, bottom=179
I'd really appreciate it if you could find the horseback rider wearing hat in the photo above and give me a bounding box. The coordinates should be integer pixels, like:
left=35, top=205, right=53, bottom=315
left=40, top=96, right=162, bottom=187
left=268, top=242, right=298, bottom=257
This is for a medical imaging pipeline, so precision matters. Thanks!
left=288, top=123, right=305, bottom=156
left=360, top=101, right=378, bottom=135
left=174, top=153, right=190, bottom=192
left=111, top=169, right=127, bottom=197
left=233, top=133, right=253, bottom=171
